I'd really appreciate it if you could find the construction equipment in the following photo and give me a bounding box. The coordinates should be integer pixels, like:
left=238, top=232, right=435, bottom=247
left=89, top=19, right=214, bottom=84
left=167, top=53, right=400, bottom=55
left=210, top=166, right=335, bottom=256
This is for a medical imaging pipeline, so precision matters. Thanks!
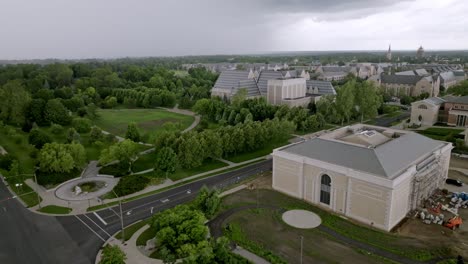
left=444, top=216, right=463, bottom=230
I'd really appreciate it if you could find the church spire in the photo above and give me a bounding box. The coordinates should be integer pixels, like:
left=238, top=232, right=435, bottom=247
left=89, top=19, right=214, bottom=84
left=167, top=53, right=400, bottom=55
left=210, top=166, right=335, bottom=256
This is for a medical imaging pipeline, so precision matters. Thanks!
left=386, top=44, right=392, bottom=61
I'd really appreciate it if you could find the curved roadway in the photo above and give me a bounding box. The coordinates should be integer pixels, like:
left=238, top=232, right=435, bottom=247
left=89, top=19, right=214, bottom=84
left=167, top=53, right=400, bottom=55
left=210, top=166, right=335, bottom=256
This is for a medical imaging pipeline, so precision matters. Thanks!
left=0, top=159, right=272, bottom=264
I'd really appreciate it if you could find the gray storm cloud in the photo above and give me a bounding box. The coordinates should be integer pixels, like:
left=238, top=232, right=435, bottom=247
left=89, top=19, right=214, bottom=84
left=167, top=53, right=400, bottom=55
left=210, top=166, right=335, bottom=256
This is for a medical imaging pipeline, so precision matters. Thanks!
left=0, top=0, right=466, bottom=59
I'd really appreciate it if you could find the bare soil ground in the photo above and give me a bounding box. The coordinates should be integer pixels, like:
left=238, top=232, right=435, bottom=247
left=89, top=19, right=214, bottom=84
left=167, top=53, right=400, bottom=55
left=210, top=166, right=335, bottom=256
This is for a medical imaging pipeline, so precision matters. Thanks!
left=450, top=156, right=468, bottom=170
left=398, top=207, right=468, bottom=259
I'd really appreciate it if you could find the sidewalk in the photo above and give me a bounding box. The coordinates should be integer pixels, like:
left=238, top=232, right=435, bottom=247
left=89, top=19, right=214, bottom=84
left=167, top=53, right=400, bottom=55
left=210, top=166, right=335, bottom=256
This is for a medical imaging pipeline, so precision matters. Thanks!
left=233, top=246, right=270, bottom=264
left=26, top=155, right=268, bottom=215
left=95, top=224, right=162, bottom=264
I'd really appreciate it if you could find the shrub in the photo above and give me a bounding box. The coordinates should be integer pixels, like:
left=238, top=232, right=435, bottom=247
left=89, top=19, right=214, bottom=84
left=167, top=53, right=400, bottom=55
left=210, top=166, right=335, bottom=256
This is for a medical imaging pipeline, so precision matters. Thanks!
left=104, top=133, right=117, bottom=143
left=89, top=127, right=103, bottom=143
left=13, top=135, right=23, bottom=145
left=29, top=149, right=38, bottom=159
left=113, top=174, right=149, bottom=196
left=50, top=123, right=63, bottom=134
left=28, top=129, right=52, bottom=149
left=0, top=154, right=14, bottom=170
left=99, top=164, right=128, bottom=177
left=36, top=168, right=81, bottom=186
left=72, top=117, right=92, bottom=133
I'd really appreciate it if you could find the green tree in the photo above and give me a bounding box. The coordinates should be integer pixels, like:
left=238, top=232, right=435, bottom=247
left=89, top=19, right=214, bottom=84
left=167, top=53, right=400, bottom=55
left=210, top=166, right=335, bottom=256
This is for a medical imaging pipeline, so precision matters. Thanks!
left=194, top=186, right=221, bottom=218
left=38, top=143, right=86, bottom=173
left=400, top=95, right=413, bottom=106
left=154, top=147, right=178, bottom=179
left=104, top=96, right=118, bottom=109
left=0, top=80, right=31, bottom=125
left=355, top=81, right=382, bottom=122
left=26, top=99, right=48, bottom=126
left=177, top=133, right=204, bottom=168
left=45, top=99, right=71, bottom=125
left=28, top=129, right=52, bottom=149
left=113, top=174, right=150, bottom=196
left=90, top=127, right=103, bottom=143
left=125, top=123, right=141, bottom=142
left=99, top=245, right=126, bottom=264
left=152, top=205, right=208, bottom=258
left=231, top=88, right=248, bottom=108
left=335, top=80, right=355, bottom=124
left=99, top=139, right=139, bottom=172
left=66, top=128, right=81, bottom=143
left=72, top=117, right=92, bottom=133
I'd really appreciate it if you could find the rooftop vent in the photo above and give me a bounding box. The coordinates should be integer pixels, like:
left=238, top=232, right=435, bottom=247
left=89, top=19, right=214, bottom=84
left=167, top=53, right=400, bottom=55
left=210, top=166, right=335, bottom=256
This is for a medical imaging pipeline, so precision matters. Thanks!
left=360, top=130, right=376, bottom=137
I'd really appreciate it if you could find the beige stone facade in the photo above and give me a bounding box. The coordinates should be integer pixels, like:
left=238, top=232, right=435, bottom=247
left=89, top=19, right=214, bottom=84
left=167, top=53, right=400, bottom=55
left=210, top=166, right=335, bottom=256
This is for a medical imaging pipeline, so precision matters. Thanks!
left=272, top=124, right=452, bottom=231
left=410, top=100, right=441, bottom=126
left=267, top=78, right=310, bottom=107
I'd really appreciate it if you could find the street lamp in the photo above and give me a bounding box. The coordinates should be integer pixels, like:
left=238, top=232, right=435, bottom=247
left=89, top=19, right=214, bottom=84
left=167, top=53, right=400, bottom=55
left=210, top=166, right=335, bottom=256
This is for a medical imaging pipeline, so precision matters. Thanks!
left=300, top=235, right=304, bottom=264
left=111, top=190, right=125, bottom=245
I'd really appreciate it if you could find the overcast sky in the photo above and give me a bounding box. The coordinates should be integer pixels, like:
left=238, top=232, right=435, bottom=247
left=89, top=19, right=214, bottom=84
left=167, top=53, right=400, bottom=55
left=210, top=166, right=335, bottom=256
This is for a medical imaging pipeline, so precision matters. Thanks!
left=1, top=0, right=467, bottom=59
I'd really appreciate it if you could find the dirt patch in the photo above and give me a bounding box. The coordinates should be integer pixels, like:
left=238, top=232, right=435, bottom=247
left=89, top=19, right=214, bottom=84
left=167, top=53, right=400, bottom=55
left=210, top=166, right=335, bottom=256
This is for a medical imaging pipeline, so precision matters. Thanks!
left=448, top=170, right=468, bottom=182
left=450, top=156, right=468, bottom=170
left=246, top=171, right=272, bottom=190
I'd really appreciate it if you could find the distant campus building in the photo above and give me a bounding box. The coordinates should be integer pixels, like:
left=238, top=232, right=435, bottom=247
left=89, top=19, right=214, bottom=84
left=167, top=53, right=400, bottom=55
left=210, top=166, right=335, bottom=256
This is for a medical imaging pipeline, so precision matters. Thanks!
left=410, top=96, right=468, bottom=127
left=272, top=124, right=452, bottom=231
left=210, top=69, right=336, bottom=107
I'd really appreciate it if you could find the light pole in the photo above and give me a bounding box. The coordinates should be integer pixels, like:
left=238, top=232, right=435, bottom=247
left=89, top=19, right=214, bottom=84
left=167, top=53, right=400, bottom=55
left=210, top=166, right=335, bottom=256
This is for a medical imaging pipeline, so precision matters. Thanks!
left=31, top=171, right=42, bottom=209
left=300, top=235, right=304, bottom=264
left=112, top=190, right=125, bottom=244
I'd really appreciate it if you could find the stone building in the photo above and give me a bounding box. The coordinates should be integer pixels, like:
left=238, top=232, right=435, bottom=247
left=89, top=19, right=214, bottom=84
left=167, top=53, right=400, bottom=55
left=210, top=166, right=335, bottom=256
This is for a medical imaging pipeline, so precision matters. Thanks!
left=272, top=124, right=452, bottom=231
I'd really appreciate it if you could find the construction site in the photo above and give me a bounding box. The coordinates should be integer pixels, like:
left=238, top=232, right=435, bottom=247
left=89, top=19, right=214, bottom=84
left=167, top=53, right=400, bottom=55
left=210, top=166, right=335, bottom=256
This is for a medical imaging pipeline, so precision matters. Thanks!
left=398, top=156, right=468, bottom=258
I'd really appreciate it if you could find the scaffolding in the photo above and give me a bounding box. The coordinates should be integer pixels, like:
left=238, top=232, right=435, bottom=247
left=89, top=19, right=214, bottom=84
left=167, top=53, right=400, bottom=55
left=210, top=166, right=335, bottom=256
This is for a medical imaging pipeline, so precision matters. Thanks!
left=409, top=154, right=446, bottom=210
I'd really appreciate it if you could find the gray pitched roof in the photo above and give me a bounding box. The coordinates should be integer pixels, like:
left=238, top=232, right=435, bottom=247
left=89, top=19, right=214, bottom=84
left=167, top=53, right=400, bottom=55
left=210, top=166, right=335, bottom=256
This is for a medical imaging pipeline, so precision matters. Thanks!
left=448, top=95, right=468, bottom=104
left=422, top=97, right=445, bottom=105
left=453, top=71, right=465, bottom=77
left=213, top=70, right=251, bottom=90
left=306, top=80, right=336, bottom=95
left=256, top=70, right=283, bottom=95
left=381, top=74, right=423, bottom=85
left=212, top=70, right=261, bottom=97
left=282, top=132, right=445, bottom=178
left=322, top=66, right=352, bottom=72
left=238, top=79, right=261, bottom=97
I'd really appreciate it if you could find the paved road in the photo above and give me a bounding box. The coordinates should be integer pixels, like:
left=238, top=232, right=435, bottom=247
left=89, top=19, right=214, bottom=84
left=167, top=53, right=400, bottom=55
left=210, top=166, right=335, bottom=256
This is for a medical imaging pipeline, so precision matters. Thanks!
left=374, top=110, right=410, bottom=127
left=0, top=181, right=90, bottom=264
left=0, top=159, right=272, bottom=264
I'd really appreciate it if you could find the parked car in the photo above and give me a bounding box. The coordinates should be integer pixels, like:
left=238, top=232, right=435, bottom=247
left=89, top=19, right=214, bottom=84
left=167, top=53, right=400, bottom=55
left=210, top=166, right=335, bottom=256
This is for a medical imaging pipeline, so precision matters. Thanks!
left=446, top=178, right=463, bottom=187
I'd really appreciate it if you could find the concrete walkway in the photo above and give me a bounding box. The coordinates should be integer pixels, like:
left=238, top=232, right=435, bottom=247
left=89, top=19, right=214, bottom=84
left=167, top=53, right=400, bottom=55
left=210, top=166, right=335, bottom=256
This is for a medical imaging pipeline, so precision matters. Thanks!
left=233, top=246, right=270, bottom=264
left=81, top=161, right=100, bottom=178
left=159, top=106, right=200, bottom=134
left=95, top=224, right=162, bottom=264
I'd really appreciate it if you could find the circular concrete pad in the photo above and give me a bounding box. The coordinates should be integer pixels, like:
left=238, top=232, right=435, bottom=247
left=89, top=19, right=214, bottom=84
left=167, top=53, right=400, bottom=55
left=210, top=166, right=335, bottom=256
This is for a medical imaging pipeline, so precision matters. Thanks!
left=282, top=209, right=321, bottom=229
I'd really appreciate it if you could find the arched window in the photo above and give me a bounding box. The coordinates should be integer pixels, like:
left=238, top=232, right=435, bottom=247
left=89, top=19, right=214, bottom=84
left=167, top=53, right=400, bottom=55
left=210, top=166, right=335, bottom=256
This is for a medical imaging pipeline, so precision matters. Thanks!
left=320, top=174, right=331, bottom=205
left=418, top=104, right=428, bottom=109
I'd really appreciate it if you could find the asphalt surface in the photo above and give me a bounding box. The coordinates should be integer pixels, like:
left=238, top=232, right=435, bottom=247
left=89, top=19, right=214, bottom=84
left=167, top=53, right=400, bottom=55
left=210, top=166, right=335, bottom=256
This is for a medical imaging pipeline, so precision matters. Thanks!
left=0, top=180, right=90, bottom=264
left=374, top=110, right=411, bottom=127
left=0, top=159, right=272, bottom=264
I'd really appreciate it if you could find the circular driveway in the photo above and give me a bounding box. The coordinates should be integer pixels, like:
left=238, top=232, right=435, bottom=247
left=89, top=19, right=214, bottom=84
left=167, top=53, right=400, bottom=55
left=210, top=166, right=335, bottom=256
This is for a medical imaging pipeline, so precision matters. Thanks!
left=55, top=176, right=118, bottom=201
left=282, top=209, right=321, bottom=229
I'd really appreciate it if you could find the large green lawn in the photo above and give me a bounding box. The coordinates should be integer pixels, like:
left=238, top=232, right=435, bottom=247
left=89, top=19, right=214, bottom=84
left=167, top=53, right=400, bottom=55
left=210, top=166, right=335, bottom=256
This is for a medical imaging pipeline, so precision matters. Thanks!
left=94, top=109, right=194, bottom=140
